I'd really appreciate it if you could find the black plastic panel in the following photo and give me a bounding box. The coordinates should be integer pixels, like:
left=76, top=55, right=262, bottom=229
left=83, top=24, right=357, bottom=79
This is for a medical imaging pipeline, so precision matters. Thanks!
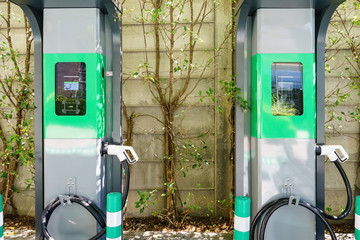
left=55, top=62, right=86, bottom=116
left=271, top=62, right=303, bottom=116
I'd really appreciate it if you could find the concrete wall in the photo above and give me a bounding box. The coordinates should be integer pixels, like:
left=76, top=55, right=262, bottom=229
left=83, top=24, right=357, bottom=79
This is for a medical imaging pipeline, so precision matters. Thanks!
left=0, top=0, right=358, bottom=221
left=121, top=0, right=233, bottom=217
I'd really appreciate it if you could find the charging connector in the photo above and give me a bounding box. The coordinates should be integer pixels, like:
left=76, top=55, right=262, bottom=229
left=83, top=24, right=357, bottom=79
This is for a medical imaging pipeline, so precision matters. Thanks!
left=107, top=145, right=139, bottom=164
left=316, top=145, right=349, bottom=162
left=102, top=142, right=139, bottom=164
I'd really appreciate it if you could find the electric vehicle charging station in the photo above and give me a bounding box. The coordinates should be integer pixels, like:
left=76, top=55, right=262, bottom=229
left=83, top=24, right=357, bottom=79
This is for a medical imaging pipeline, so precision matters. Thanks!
left=234, top=0, right=352, bottom=240
left=9, top=0, right=137, bottom=239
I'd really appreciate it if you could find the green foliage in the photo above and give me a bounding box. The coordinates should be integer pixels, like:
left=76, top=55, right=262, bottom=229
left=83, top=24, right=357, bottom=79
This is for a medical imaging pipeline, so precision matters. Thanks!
left=0, top=4, right=34, bottom=213
left=183, top=192, right=200, bottom=211
left=135, top=189, right=158, bottom=214
left=198, top=88, right=222, bottom=112
left=220, top=75, right=249, bottom=111
left=161, top=182, right=177, bottom=197
left=199, top=88, right=215, bottom=103
left=326, top=1, right=360, bottom=127
left=326, top=206, right=332, bottom=213
left=199, top=74, right=249, bottom=114
left=325, top=205, right=346, bottom=214
left=0, top=43, right=34, bottom=172
left=217, top=192, right=234, bottom=208
left=178, top=140, right=209, bottom=178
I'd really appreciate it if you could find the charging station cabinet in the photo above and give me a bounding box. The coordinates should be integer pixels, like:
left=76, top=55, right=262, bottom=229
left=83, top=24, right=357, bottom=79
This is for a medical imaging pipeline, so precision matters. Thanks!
left=235, top=1, right=346, bottom=240
left=9, top=1, right=128, bottom=239
left=250, top=9, right=317, bottom=239
left=43, top=9, right=107, bottom=239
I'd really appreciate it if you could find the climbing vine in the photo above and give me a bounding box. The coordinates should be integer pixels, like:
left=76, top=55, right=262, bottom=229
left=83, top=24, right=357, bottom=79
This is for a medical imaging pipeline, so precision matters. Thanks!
left=0, top=1, right=34, bottom=214
left=325, top=0, right=360, bottom=211
left=122, top=0, right=234, bottom=225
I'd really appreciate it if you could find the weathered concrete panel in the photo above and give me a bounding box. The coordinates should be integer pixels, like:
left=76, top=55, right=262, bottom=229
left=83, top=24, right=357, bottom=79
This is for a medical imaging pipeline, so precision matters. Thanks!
left=123, top=23, right=215, bottom=51
left=122, top=106, right=164, bottom=134
left=122, top=0, right=215, bottom=25
left=131, top=134, right=165, bottom=160
left=325, top=105, right=360, bottom=133
left=0, top=55, right=34, bottom=75
left=122, top=79, right=160, bottom=106
left=0, top=1, right=28, bottom=29
left=0, top=28, right=33, bottom=54
left=173, top=106, right=215, bottom=134
left=213, top=0, right=233, bottom=217
left=326, top=21, right=360, bottom=50
left=325, top=49, right=358, bottom=77
left=327, top=0, right=360, bottom=22
left=130, top=161, right=164, bottom=189
left=174, top=77, right=215, bottom=105
left=175, top=135, right=215, bottom=160
left=325, top=77, right=360, bottom=106
left=13, top=165, right=35, bottom=216
left=325, top=161, right=357, bottom=189
left=175, top=161, right=214, bottom=189
left=325, top=190, right=355, bottom=220
left=122, top=77, right=215, bottom=106
left=122, top=51, right=214, bottom=79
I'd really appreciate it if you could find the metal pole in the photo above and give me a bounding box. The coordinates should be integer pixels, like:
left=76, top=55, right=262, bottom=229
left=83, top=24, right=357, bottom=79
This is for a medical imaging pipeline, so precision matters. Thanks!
left=107, top=192, right=122, bottom=240
left=234, top=196, right=251, bottom=240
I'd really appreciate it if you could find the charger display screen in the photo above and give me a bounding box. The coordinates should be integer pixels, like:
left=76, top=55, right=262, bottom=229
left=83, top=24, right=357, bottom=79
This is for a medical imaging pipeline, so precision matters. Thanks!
left=55, top=62, right=86, bottom=116
left=271, top=62, right=303, bottom=116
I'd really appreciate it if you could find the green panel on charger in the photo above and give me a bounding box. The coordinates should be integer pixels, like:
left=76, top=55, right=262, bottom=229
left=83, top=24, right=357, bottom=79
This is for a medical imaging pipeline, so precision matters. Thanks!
left=251, top=53, right=316, bottom=139
left=43, top=53, right=106, bottom=139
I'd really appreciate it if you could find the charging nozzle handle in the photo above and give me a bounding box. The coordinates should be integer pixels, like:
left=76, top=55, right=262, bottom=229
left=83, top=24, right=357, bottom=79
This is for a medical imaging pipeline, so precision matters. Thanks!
left=120, top=146, right=139, bottom=164
left=317, top=145, right=349, bottom=163
left=106, top=144, right=139, bottom=164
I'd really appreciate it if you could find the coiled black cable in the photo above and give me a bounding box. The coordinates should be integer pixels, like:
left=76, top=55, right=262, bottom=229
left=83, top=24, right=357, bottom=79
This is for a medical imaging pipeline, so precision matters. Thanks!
left=258, top=199, right=337, bottom=240
left=41, top=195, right=106, bottom=240
left=249, top=198, right=289, bottom=240
left=250, top=159, right=352, bottom=240
left=40, top=160, right=130, bottom=240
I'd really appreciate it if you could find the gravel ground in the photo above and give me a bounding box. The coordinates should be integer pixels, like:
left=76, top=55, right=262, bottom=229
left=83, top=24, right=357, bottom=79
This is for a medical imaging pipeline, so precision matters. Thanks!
left=4, top=230, right=35, bottom=239
left=3, top=230, right=355, bottom=239
left=325, top=233, right=355, bottom=240
left=125, top=232, right=355, bottom=239
left=125, top=231, right=233, bottom=239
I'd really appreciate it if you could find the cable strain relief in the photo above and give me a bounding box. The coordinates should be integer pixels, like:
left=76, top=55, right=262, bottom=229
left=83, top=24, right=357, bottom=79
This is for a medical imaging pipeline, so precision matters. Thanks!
left=315, top=145, right=322, bottom=156
left=101, top=142, right=109, bottom=156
